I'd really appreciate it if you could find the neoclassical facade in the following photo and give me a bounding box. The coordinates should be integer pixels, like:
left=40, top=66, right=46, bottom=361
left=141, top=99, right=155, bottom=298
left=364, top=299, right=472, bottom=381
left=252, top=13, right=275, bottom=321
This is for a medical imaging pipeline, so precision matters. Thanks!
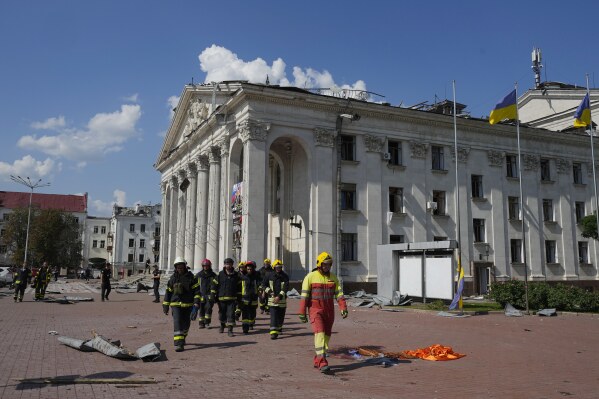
left=156, top=82, right=599, bottom=292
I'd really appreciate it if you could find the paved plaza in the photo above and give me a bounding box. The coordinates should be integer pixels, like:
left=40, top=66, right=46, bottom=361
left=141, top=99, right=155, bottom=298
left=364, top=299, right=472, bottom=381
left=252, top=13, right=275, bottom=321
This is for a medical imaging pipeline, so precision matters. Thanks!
left=0, top=279, right=598, bottom=399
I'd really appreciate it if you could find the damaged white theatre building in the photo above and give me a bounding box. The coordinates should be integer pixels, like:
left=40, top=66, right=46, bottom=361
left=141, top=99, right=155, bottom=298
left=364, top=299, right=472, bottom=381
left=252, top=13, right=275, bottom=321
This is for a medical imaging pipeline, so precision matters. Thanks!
left=155, top=81, right=599, bottom=294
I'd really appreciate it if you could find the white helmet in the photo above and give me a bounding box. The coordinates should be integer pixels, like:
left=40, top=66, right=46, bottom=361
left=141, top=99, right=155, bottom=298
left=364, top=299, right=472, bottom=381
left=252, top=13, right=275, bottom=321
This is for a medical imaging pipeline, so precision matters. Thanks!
left=173, top=257, right=187, bottom=266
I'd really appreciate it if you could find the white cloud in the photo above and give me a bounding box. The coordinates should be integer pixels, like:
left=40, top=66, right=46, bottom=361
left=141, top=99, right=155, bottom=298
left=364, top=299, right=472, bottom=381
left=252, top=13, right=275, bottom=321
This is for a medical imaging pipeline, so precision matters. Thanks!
left=197, top=44, right=367, bottom=93
left=123, top=93, right=139, bottom=103
left=89, top=189, right=127, bottom=216
left=0, top=155, right=61, bottom=181
left=167, top=95, right=180, bottom=120
left=30, top=116, right=66, bottom=131
left=17, top=104, right=142, bottom=162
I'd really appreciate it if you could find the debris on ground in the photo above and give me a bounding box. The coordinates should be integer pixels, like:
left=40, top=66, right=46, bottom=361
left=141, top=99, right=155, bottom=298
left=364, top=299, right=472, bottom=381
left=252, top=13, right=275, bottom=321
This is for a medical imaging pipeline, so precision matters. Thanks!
left=505, top=303, right=523, bottom=317
left=58, top=332, right=162, bottom=361
left=14, top=376, right=158, bottom=385
left=286, top=288, right=300, bottom=298
left=437, top=311, right=470, bottom=318
left=44, top=296, right=95, bottom=304
left=329, top=344, right=465, bottom=364
left=345, top=290, right=412, bottom=308
left=401, top=344, right=466, bottom=361
left=537, top=308, right=557, bottom=317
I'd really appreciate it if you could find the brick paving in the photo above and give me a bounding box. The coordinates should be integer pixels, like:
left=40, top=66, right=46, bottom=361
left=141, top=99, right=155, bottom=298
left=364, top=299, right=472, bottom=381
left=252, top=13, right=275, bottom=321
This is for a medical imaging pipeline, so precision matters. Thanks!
left=0, top=280, right=598, bottom=399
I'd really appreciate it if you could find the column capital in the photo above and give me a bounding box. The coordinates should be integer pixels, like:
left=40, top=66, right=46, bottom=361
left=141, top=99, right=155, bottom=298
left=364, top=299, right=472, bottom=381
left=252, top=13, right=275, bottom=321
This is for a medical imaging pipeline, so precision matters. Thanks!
left=178, top=168, right=187, bottom=180
left=364, top=134, right=385, bottom=153
left=314, top=127, right=336, bottom=147
left=238, top=119, right=270, bottom=143
left=209, top=147, right=221, bottom=163
left=186, top=161, right=197, bottom=176
left=160, top=180, right=168, bottom=194
left=219, top=136, right=230, bottom=157
left=196, top=154, right=210, bottom=171
left=169, top=174, right=179, bottom=187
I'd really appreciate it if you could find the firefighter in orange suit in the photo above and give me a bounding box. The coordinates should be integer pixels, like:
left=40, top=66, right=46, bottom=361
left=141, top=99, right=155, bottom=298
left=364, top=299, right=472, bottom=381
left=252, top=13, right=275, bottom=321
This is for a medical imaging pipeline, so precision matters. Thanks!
left=298, top=252, right=348, bottom=373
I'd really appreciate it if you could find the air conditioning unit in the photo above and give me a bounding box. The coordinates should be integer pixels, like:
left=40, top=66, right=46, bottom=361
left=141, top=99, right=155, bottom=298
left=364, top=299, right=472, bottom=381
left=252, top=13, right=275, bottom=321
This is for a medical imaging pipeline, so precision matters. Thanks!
left=382, top=152, right=391, bottom=161
left=426, top=201, right=438, bottom=211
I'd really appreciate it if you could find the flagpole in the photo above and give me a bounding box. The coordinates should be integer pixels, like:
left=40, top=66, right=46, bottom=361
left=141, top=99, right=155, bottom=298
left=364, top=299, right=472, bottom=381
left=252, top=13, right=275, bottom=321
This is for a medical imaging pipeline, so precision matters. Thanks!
left=452, top=80, right=463, bottom=313
left=586, top=74, right=599, bottom=248
left=515, top=82, right=530, bottom=314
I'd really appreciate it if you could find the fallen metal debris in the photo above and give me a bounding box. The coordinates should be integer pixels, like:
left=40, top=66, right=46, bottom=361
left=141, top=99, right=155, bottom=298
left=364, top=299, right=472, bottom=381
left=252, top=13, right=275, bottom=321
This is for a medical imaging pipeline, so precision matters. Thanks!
left=504, top=303, right=523, bottom=317
left=537, top=308, right=557, bottom=317
left=135, top=342, right=162, bottom=361
left=84, top=334, right=137, bottom=360
left=57, top=336, right=95, bottom=352
left=437, top=311, right=470, bottom=318
left=59, top=333, right=162, bottom=361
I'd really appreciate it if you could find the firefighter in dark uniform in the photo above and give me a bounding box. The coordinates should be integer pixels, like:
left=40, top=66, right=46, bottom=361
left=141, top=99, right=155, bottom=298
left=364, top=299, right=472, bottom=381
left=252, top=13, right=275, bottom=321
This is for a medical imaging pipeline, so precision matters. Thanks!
left=239, top=261, right=260, bottom=334
left=258, top=258, right=273, bottom=314
left=163, top=257, right=200, bottom=352
left=100, top=262, right=112, bottom=301
left=14, top=262, right=32, bottom=302
left=263, top=259, right=290, bottom=339
left=194, top=258, right=217, bottom=329
left=212, top=257, right=241, bottom=337
left=33, top=261, right=51, bottom=301
left=152, top=264, right=161, bottom=303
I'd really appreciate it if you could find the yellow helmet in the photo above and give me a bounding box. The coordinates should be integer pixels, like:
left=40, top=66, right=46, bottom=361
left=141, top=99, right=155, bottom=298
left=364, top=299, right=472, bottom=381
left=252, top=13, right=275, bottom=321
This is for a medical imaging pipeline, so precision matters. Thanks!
left=238, top=261, right=246, bottom=267
left=263, top=258, right=271, bottom=264
left=272, top=259, right=283, bottom=267
left=316, top=252, right=333, bottom=267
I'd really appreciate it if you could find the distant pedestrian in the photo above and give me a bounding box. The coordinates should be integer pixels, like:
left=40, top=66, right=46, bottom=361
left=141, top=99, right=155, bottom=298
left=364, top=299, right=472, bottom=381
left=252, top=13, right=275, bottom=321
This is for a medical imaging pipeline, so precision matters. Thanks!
left=33, top=261, right=51, bottom=301
left=152, top=264, right=161, bottom=303
left=85, top=266, right=91, bottom=282
left=13, top=262, right=32, bottom=303
left=101, top=262, right=112, bottom=301
left=163, top=257, right=199, bottom=352
left=145, top=259, right=151, bottom=274
left=53, top=266, right=59, bottom=282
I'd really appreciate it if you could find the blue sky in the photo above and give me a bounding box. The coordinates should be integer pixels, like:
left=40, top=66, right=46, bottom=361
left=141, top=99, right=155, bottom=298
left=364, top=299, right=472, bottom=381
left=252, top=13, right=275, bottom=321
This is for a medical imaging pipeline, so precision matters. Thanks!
left=1, top=1, right=598, bottom=216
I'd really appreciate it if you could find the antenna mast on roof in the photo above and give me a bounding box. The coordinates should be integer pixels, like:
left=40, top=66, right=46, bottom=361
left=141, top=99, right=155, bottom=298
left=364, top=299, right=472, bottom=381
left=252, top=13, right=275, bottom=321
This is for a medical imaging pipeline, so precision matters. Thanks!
left=531, top=48, right=543, bottom=89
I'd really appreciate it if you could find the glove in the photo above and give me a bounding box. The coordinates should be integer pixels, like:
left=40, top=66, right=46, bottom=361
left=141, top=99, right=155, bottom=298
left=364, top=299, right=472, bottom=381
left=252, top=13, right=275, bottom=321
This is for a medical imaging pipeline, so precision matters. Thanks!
left=299, top=314, right=308, bottom=323
left=208, top=294, right=214, bottom=302
left=190, top=305, right=199, bottom=321
left=341, top=309, right=348, bottom=319
left=162, top=305, right=169, bottom=315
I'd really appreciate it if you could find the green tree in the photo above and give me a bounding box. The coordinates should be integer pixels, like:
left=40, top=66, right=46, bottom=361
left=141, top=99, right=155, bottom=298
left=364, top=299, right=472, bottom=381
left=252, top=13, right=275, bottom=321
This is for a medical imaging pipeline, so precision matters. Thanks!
left=580, top=213, right=598, bottom=240
left=3, top=207, right=82, bottom=271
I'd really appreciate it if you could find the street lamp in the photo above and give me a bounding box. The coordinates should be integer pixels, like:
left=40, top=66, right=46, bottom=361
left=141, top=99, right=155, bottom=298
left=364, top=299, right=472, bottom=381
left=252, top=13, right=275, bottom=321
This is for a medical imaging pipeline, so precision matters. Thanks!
left=9, top=176, right=51, bottom=265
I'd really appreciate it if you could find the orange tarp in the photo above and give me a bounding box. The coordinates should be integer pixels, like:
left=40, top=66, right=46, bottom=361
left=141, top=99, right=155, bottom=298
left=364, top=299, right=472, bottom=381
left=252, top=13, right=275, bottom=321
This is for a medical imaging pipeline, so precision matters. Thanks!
left=403, top=344, right=465, bottom=361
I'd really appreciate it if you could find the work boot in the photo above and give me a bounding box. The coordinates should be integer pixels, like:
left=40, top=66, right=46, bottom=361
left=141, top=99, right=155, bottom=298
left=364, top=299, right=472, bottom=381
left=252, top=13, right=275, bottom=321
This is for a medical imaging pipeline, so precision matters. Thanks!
left=198, top=321, right=206, bottom=329
left=270, top=333, right=278, bottom=340
left=219, top=323, right=225, bottom=333
left=14, top=298, right=17, bottom=303
left=175, top=344, right=184, bottom=352
left=242, top=324, right=249, bottom=334
left=227, top=326, right=234, bottom=337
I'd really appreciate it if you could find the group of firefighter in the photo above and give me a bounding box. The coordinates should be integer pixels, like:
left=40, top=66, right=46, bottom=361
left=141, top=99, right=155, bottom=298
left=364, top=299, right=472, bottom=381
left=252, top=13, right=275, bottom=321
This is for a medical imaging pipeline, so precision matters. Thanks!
left=162, top=251, right=348, bottom=373
left=12, top=261, right=53, bottom=302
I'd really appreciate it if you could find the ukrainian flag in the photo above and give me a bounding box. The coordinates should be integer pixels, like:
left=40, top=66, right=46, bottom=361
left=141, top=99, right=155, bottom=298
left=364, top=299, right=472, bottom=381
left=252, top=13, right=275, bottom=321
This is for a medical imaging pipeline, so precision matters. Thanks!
left=448, top=258, right=464, bottom=311
left=489, top=89, right=518, bottom=125
left=573, top=93, right=591, bottom=128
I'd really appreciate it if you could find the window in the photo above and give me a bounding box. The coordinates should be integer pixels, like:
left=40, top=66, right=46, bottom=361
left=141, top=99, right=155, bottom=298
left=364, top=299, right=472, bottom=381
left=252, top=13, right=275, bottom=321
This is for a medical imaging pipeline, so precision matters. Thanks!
left=127, top=253, right=134, bottom=263
left=93, top=226, right=98, bottom=234
left=544, top=199, right=555, bottom=221
left=575, top=202, right=585, bottom=223
left=100, top=240, right=105, bottom=249
left=129, top=224, right=135, bottom=232
left=139, top=239, right=145, bottom=248
left=432, top=190, right=446, bottom=216
left=0, top=229, right=4, bottom=237
left=545, top=240, right=557, bottom=263
left=573, top=162, right=583, bottom=184
left=540, top=158, right=551, bottom=181
left=74, top=217, right=79, bottom=223
left=128, top=239, right=135, bottom=248
left=508, top=196, right=520, bottom=220
left=388, top=140, right=402, bottom=165
left=341, top=233, right=357, bottom=261
left=139, top=254, right=145, bottom=263
left=154, top=254, right=160, bottom=263
left=155, top=226, right=161, bottom=236
left=510, top=239, right=522, bottom=263
left=2, top=214, right=9, bottom=221
left=473, top=219, right=485, bottom=242
left=340, top=135, right=355, bottom=161
left=390, top=235, right=405, bottom=244
left=154, top=239, right=160, bottom=251
left=578, top=242, right=589, bottom=264
left=433, top=236, right=448, bottom=241
left=471, top=175, right=483, bottom=198
left=141, top=224, right=146, bottom=233
left=389, top=187, right=404, bottom=213
left=431, top=146, right=445, bottom=170
left=0, top=245, right=6, bottom=254
left=101, top=226, right=106, bottom=234
left=92, top=240, right=98, bottom=248
left=340, top=183, right=356, bottom=210
left=506, top=154, right=518, bottom=178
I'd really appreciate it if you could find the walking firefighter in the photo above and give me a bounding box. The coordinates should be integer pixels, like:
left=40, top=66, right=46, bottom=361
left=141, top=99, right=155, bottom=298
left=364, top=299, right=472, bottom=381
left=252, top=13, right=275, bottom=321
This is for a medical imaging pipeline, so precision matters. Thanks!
left=13, top=263, right=32, bottom=303
left=33, top=261, right=52, bottom=301
left=212, top=257, right=242, bottom=337
left=258, top=258, right=273, bottom=314
left=163, top=257, right=200, bottom=352
left=263, top=259, right=289, bottom=340
left=298, top=252, right=348, bottom=373
left=239, top=260, right=260, bottom=334
left=194, top=258, right=218, bottom=329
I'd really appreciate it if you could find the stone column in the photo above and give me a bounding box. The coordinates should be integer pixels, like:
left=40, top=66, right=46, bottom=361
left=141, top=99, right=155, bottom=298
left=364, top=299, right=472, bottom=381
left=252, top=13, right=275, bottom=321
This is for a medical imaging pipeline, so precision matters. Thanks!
left=194, top=154, right=210, bottom=267
left=206, top=147, right=221, bottom=269
left=312, top=128, right=336, bottom=265
left=159, top=181, right=169, bottom=270
left=176, top=169, right=188, bottom=259
left=218, top=136, right=231, bottom=266
left=239, top=120, right=270, bottom=264
left=185, top=162, right=197, bottom=269
left=167, top=174, right=179, bottom=272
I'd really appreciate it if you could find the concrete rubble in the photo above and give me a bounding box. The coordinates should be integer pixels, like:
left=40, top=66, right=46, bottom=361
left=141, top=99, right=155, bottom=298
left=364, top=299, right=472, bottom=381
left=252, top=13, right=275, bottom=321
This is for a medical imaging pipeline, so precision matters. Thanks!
left=58, top=332, right=162, bottom=361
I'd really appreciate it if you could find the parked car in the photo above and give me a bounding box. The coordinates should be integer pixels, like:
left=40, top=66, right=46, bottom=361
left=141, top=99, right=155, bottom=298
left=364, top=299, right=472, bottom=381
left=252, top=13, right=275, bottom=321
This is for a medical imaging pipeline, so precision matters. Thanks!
left=0, top=267, right=14, bottom=285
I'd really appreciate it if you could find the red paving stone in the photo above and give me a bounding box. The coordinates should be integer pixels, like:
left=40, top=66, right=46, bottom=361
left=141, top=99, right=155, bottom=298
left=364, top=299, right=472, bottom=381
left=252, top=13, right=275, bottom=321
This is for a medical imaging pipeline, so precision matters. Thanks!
left=0, top=281, right=598, bottom=399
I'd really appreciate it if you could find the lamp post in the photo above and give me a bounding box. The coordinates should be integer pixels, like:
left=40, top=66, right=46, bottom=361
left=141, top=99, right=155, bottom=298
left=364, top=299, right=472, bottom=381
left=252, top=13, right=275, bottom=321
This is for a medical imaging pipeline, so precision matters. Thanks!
left=9, top=176, right=50, bottom=265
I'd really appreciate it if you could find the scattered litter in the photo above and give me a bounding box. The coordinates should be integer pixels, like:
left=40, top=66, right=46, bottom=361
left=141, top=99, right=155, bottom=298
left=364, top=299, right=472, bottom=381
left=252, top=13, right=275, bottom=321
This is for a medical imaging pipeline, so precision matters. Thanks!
left=136, top=283, right=151, bottom=293
left=363, top=357, right=401, bottom=367
left=58, top=332, right=162, bottom=361
left=537, top=308, right=557, bottom=317
left=14, top=377, right=158, bottom=385
left=286, top=288, right=300, bottom=298
left=437, top=311, right=470, bottom=318
left=127, top=326, right=137, bottom=329
left=335, top=344, right=465, bottom=363
left=345, top=290, right=405, bottom=308
left=380, top=308, right=403, bottom=312
left=504, top=303, right=523, bottom=317
left=48, top=331, right=59, bottom=335
left=402, top=344, right=466, bottom=361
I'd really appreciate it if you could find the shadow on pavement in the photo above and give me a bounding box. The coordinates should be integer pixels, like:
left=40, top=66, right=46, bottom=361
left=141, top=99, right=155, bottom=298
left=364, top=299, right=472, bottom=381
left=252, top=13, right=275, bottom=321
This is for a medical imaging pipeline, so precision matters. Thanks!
left=183, top=341, right=257, bottom=351
left=15, top=371, right=135, bottom=390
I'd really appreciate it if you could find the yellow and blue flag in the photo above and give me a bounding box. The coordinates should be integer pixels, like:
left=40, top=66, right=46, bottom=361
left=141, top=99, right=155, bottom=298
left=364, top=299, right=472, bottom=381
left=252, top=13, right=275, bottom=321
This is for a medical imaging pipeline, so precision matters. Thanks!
left=448, top=259, right=464, bottom=310
left=489, top=89, right=518, bottom=125
left=573, top=93, right=591, bottom=128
